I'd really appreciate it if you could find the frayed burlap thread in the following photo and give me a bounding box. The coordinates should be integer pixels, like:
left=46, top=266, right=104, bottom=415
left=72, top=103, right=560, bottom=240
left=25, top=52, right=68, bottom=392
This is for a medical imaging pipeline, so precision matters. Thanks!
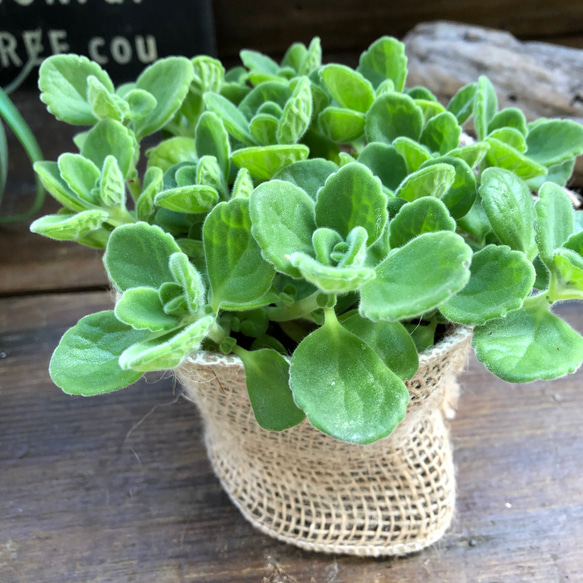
left=177, top=326, right=472, bottom=557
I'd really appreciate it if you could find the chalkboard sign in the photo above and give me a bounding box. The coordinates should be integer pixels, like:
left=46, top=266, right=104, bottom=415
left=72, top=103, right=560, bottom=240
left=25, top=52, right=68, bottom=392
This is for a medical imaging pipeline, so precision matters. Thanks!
left=0, top=0, right=216, bottom=88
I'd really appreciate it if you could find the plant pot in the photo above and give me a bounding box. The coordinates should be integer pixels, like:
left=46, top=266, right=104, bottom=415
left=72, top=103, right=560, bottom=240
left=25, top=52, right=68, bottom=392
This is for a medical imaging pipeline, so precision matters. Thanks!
left=176, top=325, right=472, bottom=557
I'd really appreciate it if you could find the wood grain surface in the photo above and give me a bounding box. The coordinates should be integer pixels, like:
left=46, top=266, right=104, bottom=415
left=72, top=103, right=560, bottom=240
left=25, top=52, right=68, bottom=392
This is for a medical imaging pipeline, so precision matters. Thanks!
left=1, top=293, right=582, bottom=582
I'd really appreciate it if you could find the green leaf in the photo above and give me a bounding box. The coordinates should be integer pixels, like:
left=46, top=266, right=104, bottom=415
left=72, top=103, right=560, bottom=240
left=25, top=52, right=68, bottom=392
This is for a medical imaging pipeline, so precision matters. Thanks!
left=119, top=315, right=214, bottom=371
left=488, top=107, right=527, bottom=135
left=231, top=167, right=254, bottom=199
left=488, top=127, right=526, bottom=152
left=525, top=119, right=583, bottom=167
left=440, top=245, right=535, bottom=325
left=50, top=311, right=148, bottom=395
left=272, top=158, right=338, bottom=199
left=473, top=299, right=583, bottom=382
left=231, top=144, right=309, bottom=180
left=191, top=56, right=225, bottom=95
left=154, top=185, right=218, bottom=213
left=277, top=76, right=312, bottom=144
left=169, top=251, right=206, bottom=314
left=420, top=111, right=461, bottom=155
left=57, top=153, right=101, bottom=205
left=485, top=137, right=547, bottom=180
left=365, top=93, right=423, bottom=144
left=203, top=198, right=275, bottom=309
left=30, top=209, right=109, bottom=241
left=34, top=161, right=87, bottom=212
left=249, top=114, right=279, bottom=145
left=534, top=182, right=575, bottom=266
left=389, top=197, right=455, bottom=249
left=289, top=252, right=375, bottom=293
left=526, top=158, right=576, bottom=191
left=395, top=163, right=455, bottom=202
left=39, top=54, right=114, bottom=125
left=238, top=81, right=291, bottom=119
left=282, top=42, right=308, bottom=73
left=360, top=232, right=472, bottom=321
left=81, top=119, right=135, bottom=178
left=137, top=166, right=163, bottom=221
left=104, top=222, right=182, bottom=292
left=289, top=311, right=409, bottom=444
left=393, top=136, right=432, bottom=173
left=479, top=167, right=538, bottom=260
left=87, top=75, right=124, bottom=121
left=318, top=107, right=366, bottom=143
left=420, top=156, right=477, bottom=219
left=552, top=249, right=583, bottom=298
left=203, top=92, right=254, bottom=145
left=197, top=155, right=226, bottom=198
left=457, top=198, right=492, bottom=245
left=357, top=36, right=407, bottom=91
left=473, top=75, right=498, bottom=140
left=447, top=142, right=490, bottom=169
left=341, top=314, right=419, bottom=380
left=357, top=143, right=408, bottom=190
left=564, top=231, right=583, bottom=255
left=415, top=99, right=447, bottom=124
left=249, top=180, right=316, bottom=278
left=313, top=227, right=343, bottom=265
left=100, top=155, right=125, bottom=207
left=237, top=348, right=305, bottom=431
left=298, top=37, right=322, bottom=76
left=447, top=82, right=477, bottom=124
left=133, top=57, right=194, bottom=140
left=124, top=89, right=157, bottom=121
left=320, top=64, right=375, bottom=113
left=195, top=111, right=230, bottom=179
left=315, top=163, right=387, bottom=245
left=241, top=49, right=280, bottom=78
left=115, top=287, right=181, bottom=331
left=146, top=137, right=196, bottom=172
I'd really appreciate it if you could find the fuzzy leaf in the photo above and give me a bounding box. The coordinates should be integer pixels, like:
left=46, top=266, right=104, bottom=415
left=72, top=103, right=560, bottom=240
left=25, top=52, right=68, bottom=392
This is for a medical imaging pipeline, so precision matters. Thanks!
left=124, top=89, right=157, bottom=121
left=473, top=75, right=498, bottom=140
left=289, top=313, right=409, bottom=444
left=365, top=92, right=423, bottom=144
left=33, top=161, right=89, bottom=213
left=30, top=210, right=109, bottom=241
left=420, top=111, right=462, bottom=155
left=231, top=144, right=309, bottom=180
left=133, top=57, right=194, bottom=140
left=249, top=180, right=316, bottom=278
left=360, top=231, right=472, bottom=321
left=315, top=163, right=387, bottom=245
left=87, top=75, right=124, bottom=121
left=473, top=300, right=583, bottom=382
left=203, top=92, right=255, bottom=145
left=100, top=155, right=125, bottom=207
left=273, top=158, right=338, bottom=199
left=488, top=107, right=527, bottom=135
left=357, top=143, right=408, bottom=191
left=484, top=137, right=547, bottom=180
left=447, top=142, right=490, bottom=169
left=119, top=315, right=214, bottom=371
left=115, top=287, right=181, bottom=331
left=203, top=198, right=275, bottom=309
left=479, top=167, right=538, bottom=260
left=104, top=222, right=182, bottom=292
left=341, top=314, right=419, bottom=380
left=357, top=36, right=407, bottom=91
left=57, top=153, right=101, bottom=205
left=50, top=311, right=148, bottom=395
left=526, top=119, right=583, bottom=167
left=154, top=185, right=218, bottom=214
left=231, top=167, right=255, bottom=199
left=447, top=82, right=477, bottom=124
left=146, top=138, right=197, bottom=172
left=195, top=112, right=230, bottom=179
left=318, top=107, right=366, bottom=143
left=169, top=252, right=206, bottom=314
left=238, top=348, right=306, bottom=431
left=250, top=114, right=279, bottom=145
left=320, top=64, right=375, bottom=112
left=395, top=163, right=455, bottom=202
left=238, top=81, right=291, bottom=120
left=393, top=137, right=432, bottom=173
left=39, top=55, right=114, bottom=125
left=440, top=245, right=535, bottom=325
left=535, top=182, right=575, bottom=266
left=389, top=197, right=455, bottom=249
left=81, top=119, right=135, bottom=179
left=277, top=77, right=312, bottom=144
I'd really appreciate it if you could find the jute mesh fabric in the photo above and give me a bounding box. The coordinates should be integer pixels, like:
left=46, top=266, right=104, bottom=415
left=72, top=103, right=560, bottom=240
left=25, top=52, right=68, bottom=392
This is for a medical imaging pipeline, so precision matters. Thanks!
left=177, top=326, right=472, bottom=557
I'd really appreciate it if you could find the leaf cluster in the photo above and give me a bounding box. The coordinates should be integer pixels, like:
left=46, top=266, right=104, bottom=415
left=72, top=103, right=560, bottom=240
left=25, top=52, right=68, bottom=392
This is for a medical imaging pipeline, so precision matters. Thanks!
left=31, top=37, right=583, bottom=444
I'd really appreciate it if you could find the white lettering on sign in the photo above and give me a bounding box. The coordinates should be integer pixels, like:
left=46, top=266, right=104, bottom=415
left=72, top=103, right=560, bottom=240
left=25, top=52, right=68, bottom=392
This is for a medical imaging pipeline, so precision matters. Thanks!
left=0, top=30, right=158, bottom=69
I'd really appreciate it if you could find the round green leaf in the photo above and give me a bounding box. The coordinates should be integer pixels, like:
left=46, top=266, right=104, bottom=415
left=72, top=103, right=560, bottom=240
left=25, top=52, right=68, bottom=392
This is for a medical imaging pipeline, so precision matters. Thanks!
left=320, top=64, right=375, bottom=113
left=365, top=93, right=423, bottom=144
left=357, top=36, right=407, bottom=91
left=231, top=144, right=309, bottom=180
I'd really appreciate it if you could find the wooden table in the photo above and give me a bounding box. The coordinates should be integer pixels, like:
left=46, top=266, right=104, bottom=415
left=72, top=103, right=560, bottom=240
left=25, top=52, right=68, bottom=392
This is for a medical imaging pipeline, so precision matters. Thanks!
left=1, top=94, right=583, bottom=583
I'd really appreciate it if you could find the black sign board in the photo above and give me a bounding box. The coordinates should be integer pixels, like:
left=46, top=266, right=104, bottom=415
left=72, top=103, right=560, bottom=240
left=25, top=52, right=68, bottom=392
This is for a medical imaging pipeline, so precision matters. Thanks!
left=0, top=0, right=216, bottom=88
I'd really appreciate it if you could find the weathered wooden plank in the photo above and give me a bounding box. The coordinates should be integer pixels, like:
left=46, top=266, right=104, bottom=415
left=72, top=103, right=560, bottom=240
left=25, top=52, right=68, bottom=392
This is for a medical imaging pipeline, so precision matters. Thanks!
left=212, top=0, right=583, bottom=60
left=1, top=293, right=582, bottom=581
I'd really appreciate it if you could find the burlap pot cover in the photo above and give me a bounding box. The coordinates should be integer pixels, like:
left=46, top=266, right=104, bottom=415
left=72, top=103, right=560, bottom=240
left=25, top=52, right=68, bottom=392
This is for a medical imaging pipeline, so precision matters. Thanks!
left=177, top=326, right=472, bottom=557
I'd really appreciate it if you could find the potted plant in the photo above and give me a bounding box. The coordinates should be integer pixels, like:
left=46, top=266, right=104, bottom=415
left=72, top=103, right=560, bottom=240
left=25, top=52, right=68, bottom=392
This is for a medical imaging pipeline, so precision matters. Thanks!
left=30, top=36, right=583, bottom=557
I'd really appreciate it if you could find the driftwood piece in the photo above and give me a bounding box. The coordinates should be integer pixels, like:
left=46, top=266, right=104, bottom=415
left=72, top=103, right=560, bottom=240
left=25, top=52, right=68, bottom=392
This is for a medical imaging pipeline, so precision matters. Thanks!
left=404, top=21, right=583, bottom=122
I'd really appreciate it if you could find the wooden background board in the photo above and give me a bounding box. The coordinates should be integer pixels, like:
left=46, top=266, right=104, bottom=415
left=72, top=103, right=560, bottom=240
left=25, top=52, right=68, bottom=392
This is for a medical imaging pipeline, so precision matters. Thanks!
left=1, top=295, right=582, bottom=582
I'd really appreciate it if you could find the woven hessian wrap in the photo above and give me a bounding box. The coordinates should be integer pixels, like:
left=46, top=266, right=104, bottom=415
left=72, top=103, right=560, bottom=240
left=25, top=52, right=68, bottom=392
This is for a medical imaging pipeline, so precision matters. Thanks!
left=177, top=326, right=472, bottom=557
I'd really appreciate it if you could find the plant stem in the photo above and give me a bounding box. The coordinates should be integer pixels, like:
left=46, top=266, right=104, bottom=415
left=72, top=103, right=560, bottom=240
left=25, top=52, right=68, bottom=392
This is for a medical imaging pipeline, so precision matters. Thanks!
left=207, top=320, right=228, bottom=345
left=266, top=292, right=321, bottom=322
